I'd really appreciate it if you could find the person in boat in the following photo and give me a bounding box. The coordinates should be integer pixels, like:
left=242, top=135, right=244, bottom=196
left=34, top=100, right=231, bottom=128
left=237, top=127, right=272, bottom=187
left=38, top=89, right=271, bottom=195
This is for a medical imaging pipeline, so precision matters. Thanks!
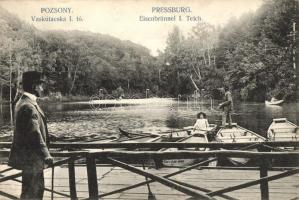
left=270, top=97, right=277, bottom=102
left=218, top=85, right=233, bottom=127
left=193, top=112, right=210, bottom=131
left=8, top=71, right=53, bottom=199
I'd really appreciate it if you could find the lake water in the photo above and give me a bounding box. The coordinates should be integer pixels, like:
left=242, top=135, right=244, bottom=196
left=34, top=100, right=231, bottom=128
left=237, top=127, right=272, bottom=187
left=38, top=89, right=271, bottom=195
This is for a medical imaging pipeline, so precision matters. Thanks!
left=0, top=98, right=298, bottom=141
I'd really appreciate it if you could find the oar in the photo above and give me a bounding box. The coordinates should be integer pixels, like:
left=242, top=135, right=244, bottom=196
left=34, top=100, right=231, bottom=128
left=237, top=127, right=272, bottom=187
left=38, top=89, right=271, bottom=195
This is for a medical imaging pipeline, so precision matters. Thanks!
left=119, top=128, right=158, bottom=138
left=119, top=127, right=194, bottom=138
left=154, top=127, right=194, bottom=134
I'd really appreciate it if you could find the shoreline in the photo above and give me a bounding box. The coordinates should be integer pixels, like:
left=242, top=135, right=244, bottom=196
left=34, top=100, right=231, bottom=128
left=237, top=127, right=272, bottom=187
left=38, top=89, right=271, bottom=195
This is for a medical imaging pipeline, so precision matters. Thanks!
left=1, top=94, right=298, bottom=104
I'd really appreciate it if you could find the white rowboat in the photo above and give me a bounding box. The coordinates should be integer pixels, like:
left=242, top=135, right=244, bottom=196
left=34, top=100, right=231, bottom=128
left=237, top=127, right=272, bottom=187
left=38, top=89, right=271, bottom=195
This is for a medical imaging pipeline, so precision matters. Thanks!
left=265, top=99, right=284, bottom=106
left=267, top=118, right=299, bottom=141
left=216, top=123, right=266, bottom=165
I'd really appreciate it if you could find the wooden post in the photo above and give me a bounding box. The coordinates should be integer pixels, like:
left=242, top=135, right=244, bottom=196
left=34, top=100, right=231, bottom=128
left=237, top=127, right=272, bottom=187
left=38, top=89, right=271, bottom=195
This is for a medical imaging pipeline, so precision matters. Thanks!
left=259, top=157, right=269, bottom=200
left=68, top=160, right=78, bottom=200
left=86, top=154, right=98, bottom=200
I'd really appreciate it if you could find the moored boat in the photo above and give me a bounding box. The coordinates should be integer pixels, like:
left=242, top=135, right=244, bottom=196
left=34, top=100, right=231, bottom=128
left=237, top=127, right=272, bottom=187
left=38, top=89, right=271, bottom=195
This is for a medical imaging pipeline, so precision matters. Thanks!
left=118, top=128, right=191, bottom=143
left=216, top=123, right=265, bottom=143
left=153, top=124, right=217, bottom=167
left=119, top=126, right=216, bottom=167
left=265, top=99, right=284, bottom=106
left=160, top=133, right=211, bottom=167
left=215, top=123, right=266, bottom=165
left=267, top=118, right=299, bottom=142
left=184, top=123, right=218, bottom=142
left=267, top=118, right=299, bottom=166
left=184, top=124, right=217, bottom=135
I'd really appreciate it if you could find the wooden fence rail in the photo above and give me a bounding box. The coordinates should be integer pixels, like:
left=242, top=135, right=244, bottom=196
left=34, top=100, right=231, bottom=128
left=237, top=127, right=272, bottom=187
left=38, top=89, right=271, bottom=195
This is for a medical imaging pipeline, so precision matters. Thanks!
left=0, top=143, right=298, bottom=200
left=0, top=140, right=299, bottom=149
left=1, top=149, right=299, bottom=161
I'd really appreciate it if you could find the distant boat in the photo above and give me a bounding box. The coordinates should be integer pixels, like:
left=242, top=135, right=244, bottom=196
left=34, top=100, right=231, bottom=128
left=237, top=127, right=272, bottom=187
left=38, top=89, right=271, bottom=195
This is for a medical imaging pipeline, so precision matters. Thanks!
left=267, top=118, right=299, bottom=142
left=215, top=123, right=266, bottom=165
left=265, top=99, right=284, bottom=106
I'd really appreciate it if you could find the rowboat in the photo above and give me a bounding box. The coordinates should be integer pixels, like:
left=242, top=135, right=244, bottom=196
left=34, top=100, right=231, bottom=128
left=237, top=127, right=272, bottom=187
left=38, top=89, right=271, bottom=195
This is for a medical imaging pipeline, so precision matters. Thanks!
left=265, top=99, right=284, bottom=106
left=267, top=118, right=299, bottom=142
left=119, top=127, right=216, bottom=167
left=215, top=123, right=266, bottom=165
left=118, top=128, right=191, bottom=143
left=184, top=124, right=218, bottom=142
left=152, top=124, right=217, bottom=167
left=183, top=124, right=217, bottom=135
left=216, top=123, right=265, bottom=143
left=267, top=118, right=299, bottom=165
left=159, top=132, right=211, bottom=167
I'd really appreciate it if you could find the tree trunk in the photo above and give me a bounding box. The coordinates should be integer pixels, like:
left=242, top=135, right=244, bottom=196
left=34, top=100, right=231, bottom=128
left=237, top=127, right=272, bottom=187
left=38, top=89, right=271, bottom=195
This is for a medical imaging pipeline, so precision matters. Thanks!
left=13, top=65, right=20, bottom=103
left=0, top=84, right=2, bottom=103
left=213, top=56, right=216, bottom=66
left=9, top=55, right=13, bottom=127
left=0, top=84, right=2, bottom=116
left=207, top=48, right=211, bottom=67
left=203, top=52, right=207, bottom=67
left=69, top=65, right=78, bottom=94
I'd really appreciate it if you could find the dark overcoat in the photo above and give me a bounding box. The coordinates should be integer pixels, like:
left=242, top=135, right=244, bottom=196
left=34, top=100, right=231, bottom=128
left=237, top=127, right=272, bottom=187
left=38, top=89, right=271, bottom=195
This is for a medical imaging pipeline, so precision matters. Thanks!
left=8, top=94, right=50, bottom=170
left=218, top=91, right=233, bottom=112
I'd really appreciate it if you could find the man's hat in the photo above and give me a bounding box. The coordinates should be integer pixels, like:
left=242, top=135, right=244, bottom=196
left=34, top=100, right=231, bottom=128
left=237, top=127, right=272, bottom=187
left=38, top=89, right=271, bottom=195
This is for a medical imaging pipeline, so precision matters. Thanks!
left=22, top=71, right=45, bottom=88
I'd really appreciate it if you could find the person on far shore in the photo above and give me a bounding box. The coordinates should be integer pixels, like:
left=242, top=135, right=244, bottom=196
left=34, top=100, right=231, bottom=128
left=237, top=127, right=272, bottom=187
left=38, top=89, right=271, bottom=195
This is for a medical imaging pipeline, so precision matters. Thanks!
left=193, top=112, right=209, bottom=131
left=218, top=85, right=233, bottom=127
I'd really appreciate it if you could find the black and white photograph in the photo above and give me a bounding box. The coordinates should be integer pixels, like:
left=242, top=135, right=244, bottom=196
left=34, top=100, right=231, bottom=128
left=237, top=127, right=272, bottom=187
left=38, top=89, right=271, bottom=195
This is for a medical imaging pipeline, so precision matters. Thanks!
left=0, top=0, right=298, bottom=199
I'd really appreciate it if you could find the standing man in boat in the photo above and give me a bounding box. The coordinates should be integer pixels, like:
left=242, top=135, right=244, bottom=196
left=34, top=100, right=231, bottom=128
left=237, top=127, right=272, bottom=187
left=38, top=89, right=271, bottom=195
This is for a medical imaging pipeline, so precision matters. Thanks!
left=218, top=85, right=233, bottom=127
left=8, top=71, right=53, bottom=199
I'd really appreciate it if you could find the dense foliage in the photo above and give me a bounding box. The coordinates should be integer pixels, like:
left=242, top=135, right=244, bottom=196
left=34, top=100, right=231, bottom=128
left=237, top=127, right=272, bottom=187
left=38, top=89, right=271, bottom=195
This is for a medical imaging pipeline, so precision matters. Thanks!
left=157, top=0, right=297, bottom=101
left=0, top=0, right=297, bottom=102
left=216, top=0, right=297, bottom=101
left=0, top=7, right=158, bottom=99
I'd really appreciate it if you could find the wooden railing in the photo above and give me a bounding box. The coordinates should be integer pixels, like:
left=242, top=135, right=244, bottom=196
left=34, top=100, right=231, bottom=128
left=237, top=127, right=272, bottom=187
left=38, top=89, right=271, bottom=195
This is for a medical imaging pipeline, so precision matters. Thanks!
left=0, top=140, right=298, bottom=149
left=0, top=141, right=298, bottom=200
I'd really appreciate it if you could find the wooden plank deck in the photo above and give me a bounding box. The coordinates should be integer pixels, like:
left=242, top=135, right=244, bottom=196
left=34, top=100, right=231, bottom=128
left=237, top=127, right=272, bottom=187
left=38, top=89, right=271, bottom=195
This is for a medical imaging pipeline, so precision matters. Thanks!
left=0, top=165, right=298, bottom=200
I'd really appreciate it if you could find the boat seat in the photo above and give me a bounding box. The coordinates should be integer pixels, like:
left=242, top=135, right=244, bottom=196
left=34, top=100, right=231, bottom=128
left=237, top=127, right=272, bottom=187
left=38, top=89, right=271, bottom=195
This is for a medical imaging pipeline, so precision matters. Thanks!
left=271, top=125, right=296, bottom=129
left=220, top=136, right=262, bottom=140
left=219, top=132, right=249, bottom=137
left=271, top=128, right=297, bottom=134
left=273, top=118, right=287, bottom=123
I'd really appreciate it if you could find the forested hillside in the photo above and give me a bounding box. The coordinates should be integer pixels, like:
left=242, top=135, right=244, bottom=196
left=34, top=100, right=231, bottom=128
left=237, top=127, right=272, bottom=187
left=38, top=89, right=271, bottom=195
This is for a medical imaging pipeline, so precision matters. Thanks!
left=0, top=6, right=158, bottom=99
left=0, top=0, right=297, bottom=102
left=158, top=0, right=297, bottom=101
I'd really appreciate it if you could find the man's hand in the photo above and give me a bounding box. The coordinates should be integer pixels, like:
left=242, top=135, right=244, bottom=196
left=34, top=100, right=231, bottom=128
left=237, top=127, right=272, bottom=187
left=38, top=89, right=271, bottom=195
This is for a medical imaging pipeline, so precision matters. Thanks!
left=45, top=156, right=54, bottom=166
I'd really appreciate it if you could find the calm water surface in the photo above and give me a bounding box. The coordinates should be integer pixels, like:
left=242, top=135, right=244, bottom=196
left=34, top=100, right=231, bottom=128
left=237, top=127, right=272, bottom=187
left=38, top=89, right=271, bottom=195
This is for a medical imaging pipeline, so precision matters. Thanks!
left=0, top=99, right=298, bottom=141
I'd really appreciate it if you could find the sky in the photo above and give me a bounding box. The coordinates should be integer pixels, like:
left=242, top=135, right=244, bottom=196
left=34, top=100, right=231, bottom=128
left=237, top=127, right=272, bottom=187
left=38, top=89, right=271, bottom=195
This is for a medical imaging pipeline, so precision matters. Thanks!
left=0, top=0, right=263, bottom=56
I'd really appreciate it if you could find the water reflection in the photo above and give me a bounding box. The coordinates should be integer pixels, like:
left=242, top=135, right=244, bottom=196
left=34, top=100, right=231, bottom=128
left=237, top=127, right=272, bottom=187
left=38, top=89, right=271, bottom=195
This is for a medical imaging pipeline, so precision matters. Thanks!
left=0, top=100, right=298, bottom=141
left=0, top=104, right=3, bottom=127
left=0, top=104, right=10, bottom=127
left=264, top=104, right=284, bottom=117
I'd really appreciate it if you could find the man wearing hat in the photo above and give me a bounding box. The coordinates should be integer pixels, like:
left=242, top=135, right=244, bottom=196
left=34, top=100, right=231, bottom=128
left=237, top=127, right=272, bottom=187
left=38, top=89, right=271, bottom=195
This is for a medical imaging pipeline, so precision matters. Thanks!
left=8, top=71, right=53, bottom=199
left=218, top=85, right=234, bottom=127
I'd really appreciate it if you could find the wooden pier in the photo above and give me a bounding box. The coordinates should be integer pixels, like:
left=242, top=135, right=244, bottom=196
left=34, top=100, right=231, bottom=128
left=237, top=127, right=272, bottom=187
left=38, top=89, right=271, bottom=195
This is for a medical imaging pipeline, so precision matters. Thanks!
left=0, top=141, right=298, bottom=200
left=0, top=165, right=298, bottom=200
